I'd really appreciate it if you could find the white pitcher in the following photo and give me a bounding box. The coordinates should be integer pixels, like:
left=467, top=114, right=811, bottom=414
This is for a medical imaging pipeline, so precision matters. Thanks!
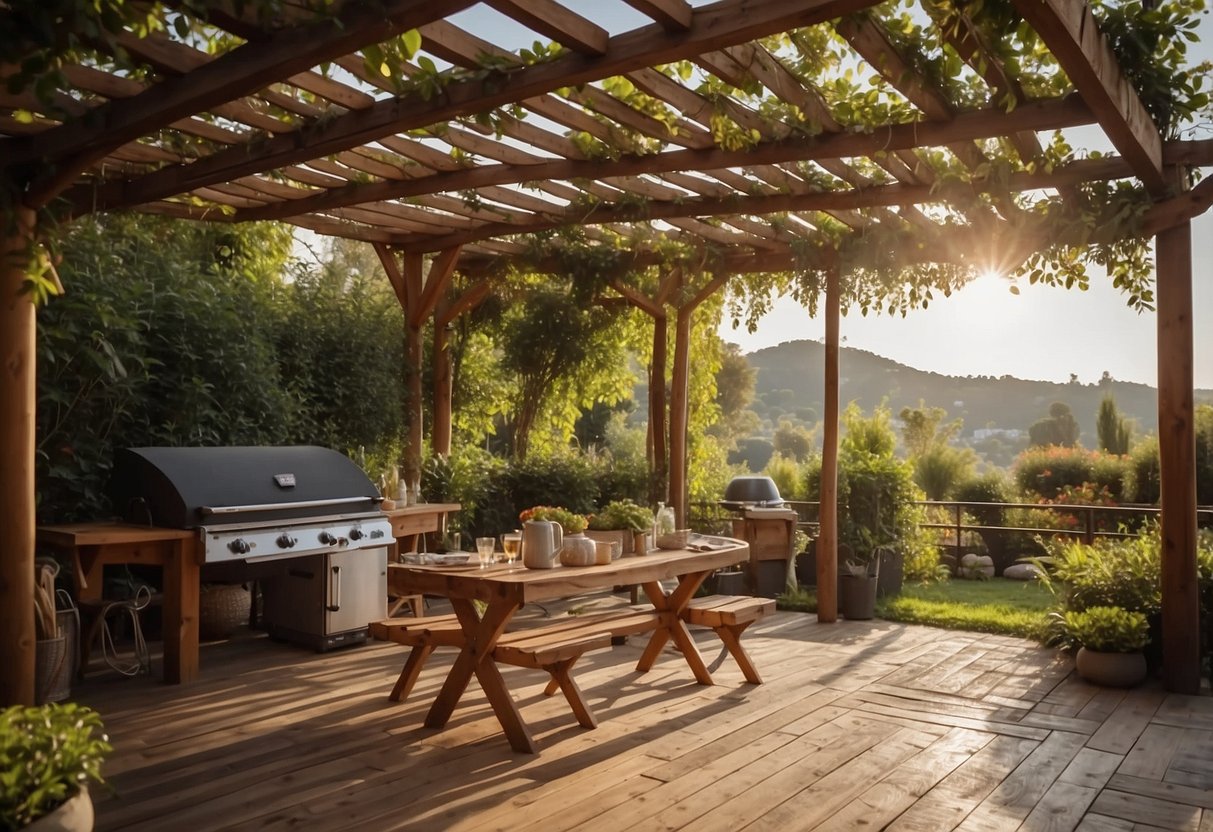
left=521, top=520, right=562, bottom=569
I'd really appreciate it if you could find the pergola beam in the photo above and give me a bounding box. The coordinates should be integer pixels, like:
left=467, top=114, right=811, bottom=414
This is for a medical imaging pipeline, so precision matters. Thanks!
left=66, top=0, right=883, bottom=215
left=1011, top=0, right=1165, bottom=192
left=7, top=0, right=477, bottom=205
left=219, top=96, right=1094, bottom=229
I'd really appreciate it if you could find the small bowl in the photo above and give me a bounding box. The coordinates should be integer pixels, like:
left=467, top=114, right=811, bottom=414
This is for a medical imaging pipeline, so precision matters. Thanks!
left=655, top=529, right=690, bottom=550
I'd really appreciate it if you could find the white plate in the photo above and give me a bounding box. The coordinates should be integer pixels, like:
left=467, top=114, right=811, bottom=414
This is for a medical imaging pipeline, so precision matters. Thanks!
left=428, top=553, right=471, bottom=566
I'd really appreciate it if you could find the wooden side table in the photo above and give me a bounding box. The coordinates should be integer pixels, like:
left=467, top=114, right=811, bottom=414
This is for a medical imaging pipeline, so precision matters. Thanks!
left=382, top=503, right=460, bottom=616
left=37, top=523, right=199, bottom=684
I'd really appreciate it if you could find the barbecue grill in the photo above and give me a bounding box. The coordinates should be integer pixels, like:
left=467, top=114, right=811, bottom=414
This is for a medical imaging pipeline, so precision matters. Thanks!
left=111, top=446, right=390, bottom=650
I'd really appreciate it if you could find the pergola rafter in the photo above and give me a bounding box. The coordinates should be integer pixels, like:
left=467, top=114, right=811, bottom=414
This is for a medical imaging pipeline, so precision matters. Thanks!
left=1, top=0, right=1212, bottom=706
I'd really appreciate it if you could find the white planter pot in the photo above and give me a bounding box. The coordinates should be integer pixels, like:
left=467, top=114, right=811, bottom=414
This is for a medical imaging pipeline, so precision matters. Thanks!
left=26, top=786, right=93, bottom=832
left=1075, top=647, right=1147, bottom=688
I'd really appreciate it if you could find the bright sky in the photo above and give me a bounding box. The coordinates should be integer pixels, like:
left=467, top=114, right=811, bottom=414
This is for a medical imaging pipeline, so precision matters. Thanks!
left=721, top=17, right=1213, bottom=389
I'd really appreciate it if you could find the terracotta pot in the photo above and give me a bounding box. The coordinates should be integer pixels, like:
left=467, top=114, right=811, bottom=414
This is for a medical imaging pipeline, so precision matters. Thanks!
left=27, top=786, right=94, bottom=832
left=1075, top=647, right=1147, bottom=688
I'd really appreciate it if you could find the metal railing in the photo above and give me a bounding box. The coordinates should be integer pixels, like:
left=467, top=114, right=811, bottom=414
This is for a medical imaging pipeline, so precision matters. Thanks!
left=689, top=499, right=1213, bottom=545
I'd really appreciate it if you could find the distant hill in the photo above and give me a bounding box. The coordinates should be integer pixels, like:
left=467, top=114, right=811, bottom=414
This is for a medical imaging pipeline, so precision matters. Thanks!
left=744, top=339, right=1213, bottom=442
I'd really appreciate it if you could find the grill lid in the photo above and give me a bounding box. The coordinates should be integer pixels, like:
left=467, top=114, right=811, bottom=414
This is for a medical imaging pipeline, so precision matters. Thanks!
left=111, top=446, right=381, bottom=528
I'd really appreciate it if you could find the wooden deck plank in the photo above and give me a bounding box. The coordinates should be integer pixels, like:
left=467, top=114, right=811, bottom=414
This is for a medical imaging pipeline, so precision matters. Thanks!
left=1088, top=790, right=1202, bottom=831
left=1086, top=690, right=1166, bottom=755
left=954, top=730, right=1088, bottom=831
left=64, top=603, right=1213, bottom=832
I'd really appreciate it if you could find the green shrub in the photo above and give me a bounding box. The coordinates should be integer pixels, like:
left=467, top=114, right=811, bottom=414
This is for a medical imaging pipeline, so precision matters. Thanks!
left=0, top=703, right=110, bottom=829
left=1129, top=436, right=1161, bottom=503
left=588, top=499, right=653, bottom=532
left=519, top=505, right=588, bottom=533
left=1063, top=606, right=1150, bottom=652
left=805, top=404, right=939, bottom=579
left=1090, top=453, right=1131, bottom=502
left=1035, top=530, right=1164, bottom=615
left=764, top=454, right=803, bottom=502
left=1013, top=446, right=1096, bottom=500
left=955, top=471, right=1012, bottom=528
left=913, top=444, right=975, bottom=501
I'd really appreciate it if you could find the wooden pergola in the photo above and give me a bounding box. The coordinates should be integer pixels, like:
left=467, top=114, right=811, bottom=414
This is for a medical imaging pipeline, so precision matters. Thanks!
left=3, top=0, right=1212, bottom=705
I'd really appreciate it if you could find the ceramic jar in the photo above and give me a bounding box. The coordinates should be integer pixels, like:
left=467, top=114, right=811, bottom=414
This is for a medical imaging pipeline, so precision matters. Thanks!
left=559, top=533, right=598, bottom=567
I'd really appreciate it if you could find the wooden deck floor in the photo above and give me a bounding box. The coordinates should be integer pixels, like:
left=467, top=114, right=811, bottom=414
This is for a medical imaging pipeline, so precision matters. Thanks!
left=76, top=598, right=1213, bottom=831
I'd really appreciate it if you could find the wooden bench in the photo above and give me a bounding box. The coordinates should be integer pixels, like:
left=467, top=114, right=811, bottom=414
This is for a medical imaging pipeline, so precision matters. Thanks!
left=682, top=595, right=774, bottom=684
left=370, top=607, right=661, bottom=708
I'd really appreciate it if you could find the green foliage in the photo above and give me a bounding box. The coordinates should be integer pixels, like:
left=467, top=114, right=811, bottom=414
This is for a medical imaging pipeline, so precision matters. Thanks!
left=38, top=215, right=295, bottom=521
left=1034, top=528, right=1167, bottom=616
left=275, top=259, right=404, bottom=453
left=1028, top=402, right=1080, bottom=448
left=1129, top=436, right=1161, bottom=504
left=500, top=285, right=631, bottom=459
left=588, top=499, right=653, bottom=532
left=0, top=703, right=110, bottom=829
left=806, top=404, right=937, bottom=574
left=899, top=402, right=962, bottom=457
left=772, top=419, right=815, bottom=463
left=913, top=444, right=976, bottom=501
left=1096, top=395, right=1132, bottom=456
left=1013, top=445, right=1098, bottom=500
left=955, top=471, right=1012, bottom=527
left=763, top=454, right=803, bottom=502
left=1062, top=606, right=1150, bottom=653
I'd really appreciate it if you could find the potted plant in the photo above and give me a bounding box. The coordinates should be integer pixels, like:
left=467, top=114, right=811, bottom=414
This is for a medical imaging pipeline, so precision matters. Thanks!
left=1064, top=606, right=1150, bottom=687
left=1, top=702, right=110, bottom=831
left=519, top=505, right=588, bottom=534
left=586, top=500, right=654, bottom=557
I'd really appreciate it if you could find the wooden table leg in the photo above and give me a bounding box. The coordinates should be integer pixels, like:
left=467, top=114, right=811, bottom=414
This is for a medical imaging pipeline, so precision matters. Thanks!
left=162, top=538, right=199, bottom=684
left=636, top=573, right=714, bottom=685
left=424, top=597, right=535, bottom=752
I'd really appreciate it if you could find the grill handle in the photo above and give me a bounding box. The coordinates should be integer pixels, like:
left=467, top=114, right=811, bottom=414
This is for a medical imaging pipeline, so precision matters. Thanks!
left=327, top=565, right=341, bottom=613
left=199, top=495, right=382, bottom=516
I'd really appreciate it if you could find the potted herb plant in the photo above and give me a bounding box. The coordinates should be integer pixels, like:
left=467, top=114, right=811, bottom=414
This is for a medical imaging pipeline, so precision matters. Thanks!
left=586, top=499, right=654, bottom=557
left=1, top=703, right=110, bottom=831
left=1064, top=606, right=1150, bottom=687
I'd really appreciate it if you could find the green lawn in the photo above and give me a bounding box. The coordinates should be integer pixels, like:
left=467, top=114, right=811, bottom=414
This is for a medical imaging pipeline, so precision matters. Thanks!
left=778, top=578, right=1054, bottom=641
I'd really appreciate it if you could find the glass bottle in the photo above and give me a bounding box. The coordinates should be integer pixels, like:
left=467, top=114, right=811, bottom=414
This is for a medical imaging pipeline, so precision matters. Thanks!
left=655, top=501, right=676, bottom=536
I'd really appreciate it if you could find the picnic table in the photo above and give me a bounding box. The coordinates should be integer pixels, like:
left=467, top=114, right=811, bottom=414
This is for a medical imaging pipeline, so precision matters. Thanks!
left=386, top=540, right=759, bottom=753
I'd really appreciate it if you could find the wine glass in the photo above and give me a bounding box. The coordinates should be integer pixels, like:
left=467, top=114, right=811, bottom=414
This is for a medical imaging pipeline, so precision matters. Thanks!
left=476, top=537, right=496, bottom=569
left=501, top=531, right=522, bottom=566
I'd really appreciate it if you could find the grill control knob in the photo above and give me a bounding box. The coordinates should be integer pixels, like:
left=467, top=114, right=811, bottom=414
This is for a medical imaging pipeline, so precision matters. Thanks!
left=318, top=531, right=338, bottom=546
left=349, top=527, right=364, bottom=541
left=228, top=538, right=251, bottom=555
left=276, top=533, right=297, bottom=549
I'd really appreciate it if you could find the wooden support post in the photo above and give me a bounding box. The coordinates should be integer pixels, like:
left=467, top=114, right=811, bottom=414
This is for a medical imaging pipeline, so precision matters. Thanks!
left=669, top=305, right=691, bottom=528
left=817, top=266, right=840, bottom=624
left=650, top=314, right=668, bottom=506
left=1, top=205, right=37, bottom=705
left=402, top=252, right=425, bottom=491
left=1156, top=216, right=1199, bottom=694
left=432, top=308, right=452, bottom=458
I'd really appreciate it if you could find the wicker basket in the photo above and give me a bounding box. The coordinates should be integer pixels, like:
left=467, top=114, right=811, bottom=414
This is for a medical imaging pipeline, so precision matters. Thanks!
left=35, top=609, right=78, bottom=703
left=199, top=583, right=250, bottom=640
left=656, top=529, right=690, bottom=550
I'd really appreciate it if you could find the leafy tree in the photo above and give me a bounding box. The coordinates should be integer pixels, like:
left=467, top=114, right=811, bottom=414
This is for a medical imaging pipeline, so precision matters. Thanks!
left=914, top=444, right=976, bottom=501
left=499, top=285, right=629, bottom=459
left=773, top=418, right=815, bottom=462
left=898, top=401, right=962, bottom=457
left=38, top=214, right=294, bottom=520
left=1096, top=394, right=1132, bottom=455
left=1029, top=402, right=1081, bottom=447
left=710, top=342, right=759, bottom=445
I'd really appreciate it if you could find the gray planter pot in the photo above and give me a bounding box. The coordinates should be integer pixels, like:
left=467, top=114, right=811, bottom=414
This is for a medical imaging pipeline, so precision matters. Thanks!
left=840, top=575, right=877, bottom=620
left=26, top=786, right=93, bottom=832
left=1075, top=647, right=1147, bottom=688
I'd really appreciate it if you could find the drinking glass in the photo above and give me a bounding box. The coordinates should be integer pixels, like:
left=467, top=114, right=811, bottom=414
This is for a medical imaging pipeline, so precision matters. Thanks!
left=501, top=531, right=522, bottom=565
left=476, top=537, right=496, bottom=569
